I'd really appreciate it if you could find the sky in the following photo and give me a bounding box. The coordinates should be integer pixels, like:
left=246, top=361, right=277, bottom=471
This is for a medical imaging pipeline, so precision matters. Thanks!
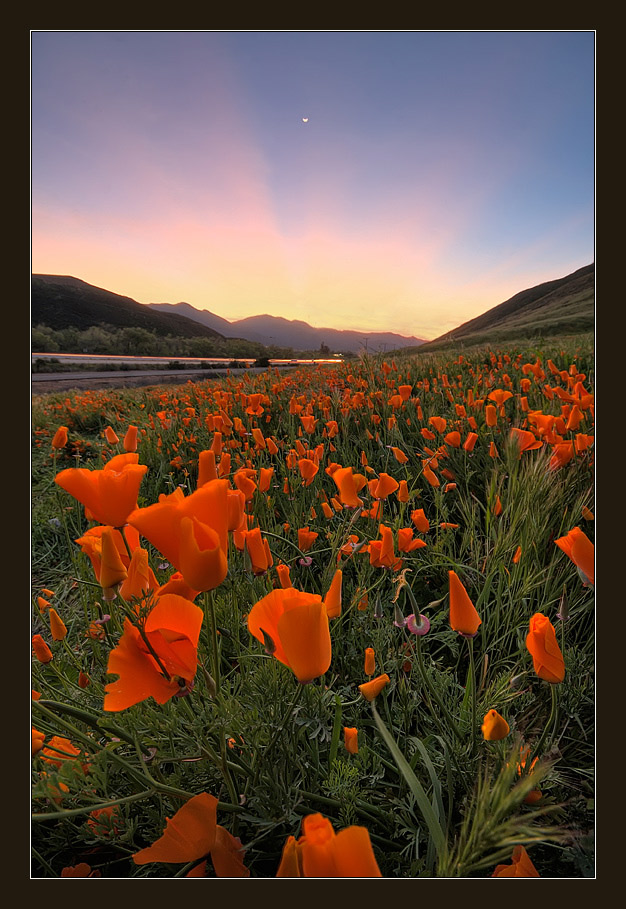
left=31, top=30, right=595, bottom=341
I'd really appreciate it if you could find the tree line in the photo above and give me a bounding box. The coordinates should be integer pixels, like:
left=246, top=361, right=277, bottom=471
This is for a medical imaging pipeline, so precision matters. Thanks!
left=31, top=323, right=351, bottom=361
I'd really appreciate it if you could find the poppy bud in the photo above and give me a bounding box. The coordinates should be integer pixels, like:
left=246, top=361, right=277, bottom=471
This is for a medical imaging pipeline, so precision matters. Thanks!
left=344, top=727, right=359, bottom=754
left=51, top=426, right=68, bottom=449
left=49, top=608, right=67, bottom=641
left=481, top=709, right=510, bottom=741
left=32, top=634, right=53, bottom=664
left=358, top=674, right=390, bottom=702
left=123, top=425, right=138, bottom=452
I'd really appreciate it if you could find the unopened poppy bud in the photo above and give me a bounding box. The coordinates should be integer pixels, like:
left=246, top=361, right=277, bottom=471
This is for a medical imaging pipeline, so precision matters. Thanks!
left=359, top=673, right=390, bottom=702
left=373, top=597, right=383, bottom=620
left=200, top=665, right=217, bottom=698
left=78, top=671, right=90, bottom=689
left=393, top=603, right=405, bottom=628
left=51, top=426, right=69, bottom=449
left=49, top=608, right=67, bottom=642
left=481, top=709, right=510, bottom=741
left=344, top=727, right=359, bottom=754
left=260, top=627, right=276, bottom=655
left=32, top=634, right=53, bottom=664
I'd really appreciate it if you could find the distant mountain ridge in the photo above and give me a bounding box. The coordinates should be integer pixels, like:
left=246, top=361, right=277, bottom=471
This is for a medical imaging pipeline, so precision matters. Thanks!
left=147, top=300, right=426, bottom=353
left=32, top=275, right=226, bottom=341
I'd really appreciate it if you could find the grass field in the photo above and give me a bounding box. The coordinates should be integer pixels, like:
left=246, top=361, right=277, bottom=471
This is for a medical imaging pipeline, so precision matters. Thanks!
left=31, top=334, right=595, bottom=879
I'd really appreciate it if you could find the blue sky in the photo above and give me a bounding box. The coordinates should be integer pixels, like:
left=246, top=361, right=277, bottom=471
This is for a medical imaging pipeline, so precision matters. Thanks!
left=31, top=30, right=595, bottom=339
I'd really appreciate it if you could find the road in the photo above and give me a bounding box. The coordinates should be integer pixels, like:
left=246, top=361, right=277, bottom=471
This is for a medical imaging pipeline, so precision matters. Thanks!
left=31, top=367, right=266, bottom=394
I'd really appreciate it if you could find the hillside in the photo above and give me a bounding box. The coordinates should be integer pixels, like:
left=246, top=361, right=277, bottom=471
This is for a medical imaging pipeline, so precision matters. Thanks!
left=147, top=302, right=426, bottom=354
left=32, top=275, right=226, bottom=340
left=407, top=263, right=594, bottom=354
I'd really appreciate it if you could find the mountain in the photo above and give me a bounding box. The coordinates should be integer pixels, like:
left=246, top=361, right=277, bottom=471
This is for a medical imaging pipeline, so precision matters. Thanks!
left=410, top=264, right=594, bottom=353
left=32, top=275, right=226, bottom=340
left=147, top=302, right=426, bottom=354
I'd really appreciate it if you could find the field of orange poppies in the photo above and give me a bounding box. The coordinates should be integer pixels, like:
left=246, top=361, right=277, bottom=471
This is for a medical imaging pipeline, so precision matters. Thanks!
left=31, top=338, right=595, bottom=879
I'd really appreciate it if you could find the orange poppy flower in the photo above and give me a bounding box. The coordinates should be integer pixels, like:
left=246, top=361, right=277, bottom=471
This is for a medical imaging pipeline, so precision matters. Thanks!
left=40, top=735, right=87, bottom=770
left=332, top=466, right=366, bottom=507
left=492, top=845, right=540, bottom=878
left=247, top=587, right=332, bottom=684
left=444, top=431, right=461, bottom=448
left=397, top=527, right=427, bottom=553
left=364, top=647, right=376, bottom=676
left=358, top=673, right=390, bottom=702
left=244, top=526, right=273, bottom=576
left=133, top=792, right=219, bottom=865
left=276, top=563, right=293, bottom=589
left=298, top=527, right=319, bottom=552
left=324, top=568, right=342, bottom=618
left=390, top=447, right=409, bottom=464
left=104, top=426, right=119, bottom=445
left=32, top=728, right=46, bottom=757
left=448, top=570, right=481, bottom=637
left=32, top=634, right=53, bottom=664
left=233, top=468, right=257, bottom=501
left=410, top=508, right=430, bottom=533
left=463, top=432, right=479, bottom=453
left=554, top=527, right=594, bottom=586
left=525, top=613, right=565, bottom=683
left=104, top=594, right=204, bottom=711
left=368, top=525, right=402, bottom=570
left=549, top=440, right=575, bottom=470
left=485, top=404, right=497, bottom=427
left=51, top=425, right=68, bottom=449
left=397, top=479, right=410, bottom=503
left=509, top=427, right=543, bottom=456
left=487, top=389, right=513, bottom=407
left=298, top=458, right=319, bottom=486
left=276, top=813, right=381, bottom=877
left=197, top=449, right=218, bottom=486
left=55, top=453, right=149, bottom=528
left=156, top=571, right=200, bottom=602
left=123, top=425, right=138, bottom=452
left=428, top=416, right=447, bottom=433
left=344, top=727, right=359, bottom=754
left=513, top=545, right=522, bottom=564
left=367, top=472, right=399, bottom=500
left=128, top=480, right=229, bottom=591
left=99, top=526, right=129, bottom=598
left=119, top=547, right=158, bottom=601
left=259, top=466, right=274, bottom=493
left=422, top=464, right=440, bottom=487
left=481, top=709, right=510, bottom=741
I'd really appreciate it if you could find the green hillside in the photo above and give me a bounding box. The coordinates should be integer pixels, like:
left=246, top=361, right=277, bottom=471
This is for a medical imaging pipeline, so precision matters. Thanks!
left=32, top=275, right=225, bottom=340
left=408, top=263, right=594, bottom=354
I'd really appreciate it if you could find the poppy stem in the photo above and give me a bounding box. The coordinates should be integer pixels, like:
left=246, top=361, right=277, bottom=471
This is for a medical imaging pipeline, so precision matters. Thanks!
left=118, top=595, right=172, bottom=681
left=205, top=589, right=221, bottom=695
left=413, top=636, right=465, bottom=746
left=466, top=636, right=477, bottom=758
left=530, top=683, right=559, bottom=763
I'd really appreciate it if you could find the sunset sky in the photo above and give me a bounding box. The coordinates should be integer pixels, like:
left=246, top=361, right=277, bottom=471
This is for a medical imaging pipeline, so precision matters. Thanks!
left=31, top=31, right=595, bottom=341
